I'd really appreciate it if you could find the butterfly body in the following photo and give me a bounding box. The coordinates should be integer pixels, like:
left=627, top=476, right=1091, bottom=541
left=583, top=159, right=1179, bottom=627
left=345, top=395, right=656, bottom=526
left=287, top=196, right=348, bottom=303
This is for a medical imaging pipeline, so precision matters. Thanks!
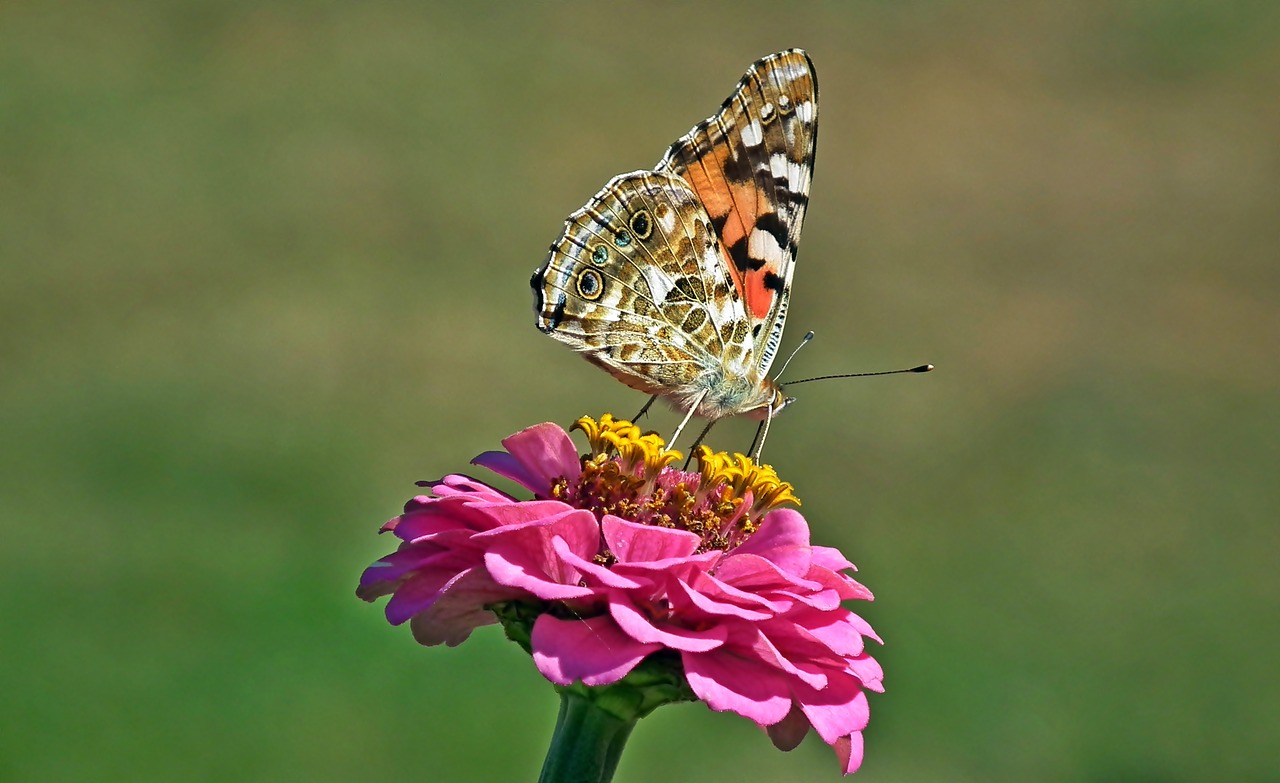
left=532, top=50, right=817, bottom=424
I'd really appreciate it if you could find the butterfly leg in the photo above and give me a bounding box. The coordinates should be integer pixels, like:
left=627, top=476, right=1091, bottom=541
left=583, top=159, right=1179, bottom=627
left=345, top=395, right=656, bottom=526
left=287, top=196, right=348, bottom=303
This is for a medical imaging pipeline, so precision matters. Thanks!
left=667, top=390, right=708, bottom=453
left=682, top=419, right=719, bottom=469
left=748, top=406, right=775, bottom=462
left=632, top=394, right=659, bottom=423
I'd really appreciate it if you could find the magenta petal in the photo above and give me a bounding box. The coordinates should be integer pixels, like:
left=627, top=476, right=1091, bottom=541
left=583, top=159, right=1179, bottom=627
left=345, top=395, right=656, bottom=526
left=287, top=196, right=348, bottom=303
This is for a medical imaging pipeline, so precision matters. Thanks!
left=811, top=544, right=856, bottom=572
left=611, top=549, right=722, bottom=583
left=393, top=498, right=533, bottom=542
left=669, top=577, right=772, bottom=621
left=531, top=614, right=660, bottom=686
left=470, top=449, right=532, bottom=486
left=683, top=650, right=793, bottom=726
left=609, top=597, right=727, bottom=652
left=730, top=508, right=811, bottom=569
left=482, top=508, right=601, bottom=599
left=766, top=704, right=811, bottom=751
left=403, top=568, right=521, bottom=646
left=781, top=586, right=843, bottom=612
left=602, top=516, right=701, bottom=562
left=474, top=422, right=581, bottom=494
left=484, top=547, right=595, bottom=600
left=409, top=603, right=494, bottom=647
left=691, top=571, right=790, bottom=613
left=551, top=537, right=646, bottom=589
left=792, top=611, right=869, bottom=658
left=383, top=569, right=451, bottom=625
left=797, top=679, right=871, bottom=745
left=715, top=551, right=822, bottom=594
left=834, top=732, right=865, bottom=775
left=847, top=653, right=885, bottom=692
left=419, top=474, right=514, bottom=502
left=846, top=612, right=882, bottom=645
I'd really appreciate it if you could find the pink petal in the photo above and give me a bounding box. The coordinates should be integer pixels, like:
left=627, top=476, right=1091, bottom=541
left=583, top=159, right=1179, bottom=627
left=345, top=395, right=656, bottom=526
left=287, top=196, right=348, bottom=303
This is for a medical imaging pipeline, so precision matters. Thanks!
left=609, top=597, right=728, bottom=652
left=796, top=679, right=870, bottom=745
left=395, top=498, right=575, bottom=546
left=482, top=509, right=601, bottom=600
left=668, top=577, right=773, bottom=621
left=833, top=732, right=865, bottom=775
left=689, top=570, right=790, bottom=613
left=409, top=604, right=495, bottom=647
left=846, top=612, right=883, bottom=646
left=683, top=649, right=793, bottom=726
left=358, top=546, right=447, bottom=598
left=766, top=703, right=811, bottom=751
left=734, top=625, right=828, bottom=689
left=472, top=422, right=581, bottom=494
left=847, top=653, right=885, bottom=692
left=805, top=567, right=875, bottom=601
left=551, top=537, right=647, bottom=590
left=610, top=550, right=722, bottom=584
left=531, top=614, right=660, bottom=686
left=386, top=563, right=518, bottom=625
left=788, top=611, right=868, bottom=658
left=402, top=567, right=522, bottom=646
left=383, top=568, right=452, bottom=624
left=418, top=474, right=514, bottom=502
left=392, top=498, right=509, bottom=542
left=715, top=551, right=822, bottom=594
left=602, top=516, right=701, bottom=562
left=484, top=548, right=595, bottom=600
left=811, top=544, right=856, bottom=572
left=778, top=586, right=844, bottom=612
left=729, top=508, right=812, bottom=574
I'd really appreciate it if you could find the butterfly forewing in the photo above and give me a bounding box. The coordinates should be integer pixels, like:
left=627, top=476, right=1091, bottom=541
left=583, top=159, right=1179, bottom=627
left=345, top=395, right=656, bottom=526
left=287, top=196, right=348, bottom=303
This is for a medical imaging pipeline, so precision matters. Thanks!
left=656, top=49, right=817, bottom=376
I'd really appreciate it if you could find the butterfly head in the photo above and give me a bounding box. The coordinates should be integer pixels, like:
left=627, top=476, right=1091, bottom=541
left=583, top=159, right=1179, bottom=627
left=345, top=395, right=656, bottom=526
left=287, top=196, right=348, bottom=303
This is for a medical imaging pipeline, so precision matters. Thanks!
left=758, top=382, right=795, bottom=420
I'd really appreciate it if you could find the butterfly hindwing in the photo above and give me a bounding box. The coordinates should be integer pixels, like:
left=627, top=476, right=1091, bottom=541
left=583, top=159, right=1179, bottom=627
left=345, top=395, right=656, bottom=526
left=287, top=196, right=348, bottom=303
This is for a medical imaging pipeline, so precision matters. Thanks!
left=656, top=49, right=817, bottom=376
left=533, top=170, right=755, bottom=410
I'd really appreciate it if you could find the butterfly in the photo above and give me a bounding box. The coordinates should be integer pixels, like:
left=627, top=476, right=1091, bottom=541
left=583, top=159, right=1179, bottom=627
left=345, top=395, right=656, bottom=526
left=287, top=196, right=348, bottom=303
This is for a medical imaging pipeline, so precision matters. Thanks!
left=531, top=50, right=818, bottom=449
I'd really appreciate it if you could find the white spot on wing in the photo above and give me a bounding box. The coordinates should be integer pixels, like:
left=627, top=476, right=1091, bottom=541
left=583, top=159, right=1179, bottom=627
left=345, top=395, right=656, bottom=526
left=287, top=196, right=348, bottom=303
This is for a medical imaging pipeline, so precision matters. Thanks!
left=748, top=227, right=784, bottom=266
left=769, top=154, right=808, bottom=193
left=641, top=264, right=674, bottom=303
left=741, top=120, right=764, bottom=147
left=795, top=100, right=814, bottom=122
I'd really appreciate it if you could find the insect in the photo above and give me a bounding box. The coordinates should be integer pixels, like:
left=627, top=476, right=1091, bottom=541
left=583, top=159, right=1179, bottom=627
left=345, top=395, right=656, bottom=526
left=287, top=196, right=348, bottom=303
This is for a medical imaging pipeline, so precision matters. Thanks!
left=532, top=50, right=925, bottom=453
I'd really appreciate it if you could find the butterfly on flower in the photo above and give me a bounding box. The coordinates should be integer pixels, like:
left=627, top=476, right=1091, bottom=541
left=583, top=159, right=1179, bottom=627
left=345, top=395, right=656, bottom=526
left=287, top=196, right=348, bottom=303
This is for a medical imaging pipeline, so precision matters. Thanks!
left=531, top=50, right=819, bottom=449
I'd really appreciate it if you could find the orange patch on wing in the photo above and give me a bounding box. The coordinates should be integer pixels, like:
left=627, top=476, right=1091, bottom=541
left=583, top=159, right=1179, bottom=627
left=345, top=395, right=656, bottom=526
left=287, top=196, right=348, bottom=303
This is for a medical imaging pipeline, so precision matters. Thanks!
left=682, top=143, right=771, bottom=313
left=743, top=272, right=774, bottom=320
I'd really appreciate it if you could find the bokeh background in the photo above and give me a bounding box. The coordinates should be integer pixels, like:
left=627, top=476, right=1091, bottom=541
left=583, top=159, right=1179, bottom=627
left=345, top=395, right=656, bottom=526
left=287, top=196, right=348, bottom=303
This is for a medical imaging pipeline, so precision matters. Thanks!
left=3, top=2, right=1277, bottom=781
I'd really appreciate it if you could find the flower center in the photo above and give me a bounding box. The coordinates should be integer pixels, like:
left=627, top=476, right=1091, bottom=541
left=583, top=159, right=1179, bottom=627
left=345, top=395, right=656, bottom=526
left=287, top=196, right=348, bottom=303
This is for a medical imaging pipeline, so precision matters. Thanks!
left=550, top=415, right=799, bottom=553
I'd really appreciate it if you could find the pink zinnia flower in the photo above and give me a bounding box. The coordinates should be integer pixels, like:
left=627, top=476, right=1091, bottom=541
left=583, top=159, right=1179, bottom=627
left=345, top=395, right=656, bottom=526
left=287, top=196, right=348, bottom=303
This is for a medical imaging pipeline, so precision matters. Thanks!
left=358, top=415, right=884, bottom=774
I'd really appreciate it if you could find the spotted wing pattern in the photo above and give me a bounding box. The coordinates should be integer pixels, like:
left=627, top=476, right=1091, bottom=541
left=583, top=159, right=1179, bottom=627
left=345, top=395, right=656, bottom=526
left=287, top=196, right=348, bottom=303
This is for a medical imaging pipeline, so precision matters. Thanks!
left=531, top=50, right=818, bottom=421
left=657, top=49, right=817, bottom=375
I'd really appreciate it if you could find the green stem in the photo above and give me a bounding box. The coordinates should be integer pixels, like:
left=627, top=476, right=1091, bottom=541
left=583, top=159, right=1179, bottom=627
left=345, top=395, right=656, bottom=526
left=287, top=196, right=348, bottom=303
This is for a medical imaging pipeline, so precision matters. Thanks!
left=537, top=690, right=637, bottom=783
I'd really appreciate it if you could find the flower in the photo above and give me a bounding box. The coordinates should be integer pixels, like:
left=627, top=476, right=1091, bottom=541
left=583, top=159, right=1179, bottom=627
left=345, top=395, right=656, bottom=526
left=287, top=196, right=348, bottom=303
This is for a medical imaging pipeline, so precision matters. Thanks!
left=358, top=415, right=884, bottom=774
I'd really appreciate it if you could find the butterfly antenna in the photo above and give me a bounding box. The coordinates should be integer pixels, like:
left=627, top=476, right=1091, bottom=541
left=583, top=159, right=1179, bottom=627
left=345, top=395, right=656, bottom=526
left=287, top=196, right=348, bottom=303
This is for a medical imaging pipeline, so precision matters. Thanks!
left=773, top=330, right=815, bottom=381
left=787, top=363, right=934, bottom=385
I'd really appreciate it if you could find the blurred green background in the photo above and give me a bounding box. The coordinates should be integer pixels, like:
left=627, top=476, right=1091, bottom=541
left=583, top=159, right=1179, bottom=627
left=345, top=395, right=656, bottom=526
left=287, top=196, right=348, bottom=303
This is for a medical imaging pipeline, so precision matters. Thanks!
left=3, top=1, right=1277, bottom=781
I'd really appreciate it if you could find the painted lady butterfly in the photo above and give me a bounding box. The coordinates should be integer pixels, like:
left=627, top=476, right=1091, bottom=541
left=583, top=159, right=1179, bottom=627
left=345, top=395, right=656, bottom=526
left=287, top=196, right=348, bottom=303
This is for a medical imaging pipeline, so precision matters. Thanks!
left=531, top=50, right=818, bottom=447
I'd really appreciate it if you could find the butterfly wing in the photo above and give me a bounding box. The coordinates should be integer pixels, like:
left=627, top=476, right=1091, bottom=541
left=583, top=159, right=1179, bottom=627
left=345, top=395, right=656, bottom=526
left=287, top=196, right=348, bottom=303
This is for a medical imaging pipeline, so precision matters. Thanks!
left=656, top=49, right=818, bottom=377
left=532, top=170, right=757, bottom=414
